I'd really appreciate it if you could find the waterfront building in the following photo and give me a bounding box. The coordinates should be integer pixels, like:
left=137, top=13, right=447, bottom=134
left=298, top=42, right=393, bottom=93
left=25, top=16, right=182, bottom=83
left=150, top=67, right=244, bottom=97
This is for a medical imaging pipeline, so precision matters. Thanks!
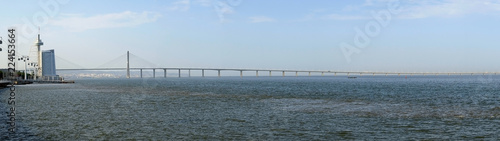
left=42, top=49, right=57, bottom=77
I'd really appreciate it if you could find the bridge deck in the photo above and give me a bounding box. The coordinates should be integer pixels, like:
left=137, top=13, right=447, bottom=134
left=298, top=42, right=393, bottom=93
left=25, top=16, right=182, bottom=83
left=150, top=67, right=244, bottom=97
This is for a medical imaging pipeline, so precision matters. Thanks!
left=56, top=68, right=499, bottom=78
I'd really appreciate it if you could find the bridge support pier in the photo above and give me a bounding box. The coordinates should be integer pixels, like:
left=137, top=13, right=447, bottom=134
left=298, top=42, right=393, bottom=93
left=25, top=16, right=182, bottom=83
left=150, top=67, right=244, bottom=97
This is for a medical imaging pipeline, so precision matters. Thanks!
left=202, top=69, right=205, bottom=77
left=153, top=69, right=156, bottom=78
left=178, top=69, right=181, bottom=78
left=282, top=71, right=285, bottom=77
left=189, top=69, right=191, bottom=77
left=140, top=69, right=143, bottom=78
left=218, top=70, right=221, bottom=77
left=296, top=71, right=298, bottom=77
left=269, top=71, right=272, bottom=77
left=309, top=72, right=311, bottom=76
left=322, top=72, right=324, bottom=76
left=240, top=70, right=243, bottom=77
left=256, top=71, right=259, bottom=77
left=126, top=51, right=130, bottom=78
left=164, top=69, right=167, bottom=78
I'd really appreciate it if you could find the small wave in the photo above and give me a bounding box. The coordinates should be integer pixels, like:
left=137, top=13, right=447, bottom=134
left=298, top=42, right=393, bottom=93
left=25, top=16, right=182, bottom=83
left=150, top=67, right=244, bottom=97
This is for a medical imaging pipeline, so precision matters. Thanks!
left=263, top=98, right=500, bottom=119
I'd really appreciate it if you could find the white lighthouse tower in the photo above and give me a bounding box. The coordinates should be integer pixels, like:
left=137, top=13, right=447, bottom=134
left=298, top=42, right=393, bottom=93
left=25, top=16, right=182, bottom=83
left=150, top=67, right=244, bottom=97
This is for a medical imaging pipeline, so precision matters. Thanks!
left=34, top=29, right=44, bottom=78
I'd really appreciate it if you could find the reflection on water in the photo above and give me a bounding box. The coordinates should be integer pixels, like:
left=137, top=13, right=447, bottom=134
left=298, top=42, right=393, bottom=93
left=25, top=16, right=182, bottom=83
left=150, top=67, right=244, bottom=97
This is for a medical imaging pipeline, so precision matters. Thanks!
left=1, top=76, right=500, bottom=140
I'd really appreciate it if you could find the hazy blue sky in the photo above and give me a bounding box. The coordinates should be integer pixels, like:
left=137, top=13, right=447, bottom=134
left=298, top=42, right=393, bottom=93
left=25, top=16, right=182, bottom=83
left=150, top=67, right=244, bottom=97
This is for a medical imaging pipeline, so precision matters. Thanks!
left=1, top=0, right=500, bottom=72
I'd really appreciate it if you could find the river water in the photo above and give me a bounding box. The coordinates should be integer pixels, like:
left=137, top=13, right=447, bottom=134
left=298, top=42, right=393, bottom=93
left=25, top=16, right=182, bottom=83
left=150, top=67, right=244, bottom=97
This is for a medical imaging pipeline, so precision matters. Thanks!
left=1, top=76, right=500, bottom=140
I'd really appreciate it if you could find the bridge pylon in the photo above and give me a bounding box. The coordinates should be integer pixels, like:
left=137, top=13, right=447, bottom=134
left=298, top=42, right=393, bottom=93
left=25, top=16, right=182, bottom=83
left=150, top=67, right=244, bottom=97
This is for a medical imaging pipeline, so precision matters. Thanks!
left=126, top=51, right=130, bottom=78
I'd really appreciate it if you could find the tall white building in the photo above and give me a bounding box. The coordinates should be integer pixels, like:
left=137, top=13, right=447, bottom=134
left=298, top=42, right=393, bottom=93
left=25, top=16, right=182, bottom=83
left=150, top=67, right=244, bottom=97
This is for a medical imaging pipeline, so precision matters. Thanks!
left=35, top=32, right=44, bottom=77
left=42, top=49, right=56, bottom=76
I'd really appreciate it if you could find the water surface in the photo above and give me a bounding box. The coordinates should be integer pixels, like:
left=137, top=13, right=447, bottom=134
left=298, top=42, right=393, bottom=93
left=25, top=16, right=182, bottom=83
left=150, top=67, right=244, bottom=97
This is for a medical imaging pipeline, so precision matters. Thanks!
left=1, top=76, right=500, bottom=140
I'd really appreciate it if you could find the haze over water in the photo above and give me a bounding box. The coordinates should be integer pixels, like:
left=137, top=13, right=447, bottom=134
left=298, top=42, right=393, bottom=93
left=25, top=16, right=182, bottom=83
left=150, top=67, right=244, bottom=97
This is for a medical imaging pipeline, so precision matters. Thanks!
left=1, top=76, right=500, bottom=140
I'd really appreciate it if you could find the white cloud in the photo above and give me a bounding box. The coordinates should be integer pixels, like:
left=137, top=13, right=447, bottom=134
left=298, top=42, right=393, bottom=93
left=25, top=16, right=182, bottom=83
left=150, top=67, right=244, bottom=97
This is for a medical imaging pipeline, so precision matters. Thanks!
left=195, top=0, right=212, bottom=7
left=50, top=11, right=161, bottom=32
left=168, top=0, right=191, bottom=11
left=215, top=1, right=235, bottom=14
left=213, top=1, right=236, bottom=23
left=249, top=16, right=276, bottom=23
left=324, top=14, right=369, bottom=20
left=169, top=0, right=213, bottom=10
left=397, top=0, right=500, bottom=19
left=326, top=0, right=500, bottom=21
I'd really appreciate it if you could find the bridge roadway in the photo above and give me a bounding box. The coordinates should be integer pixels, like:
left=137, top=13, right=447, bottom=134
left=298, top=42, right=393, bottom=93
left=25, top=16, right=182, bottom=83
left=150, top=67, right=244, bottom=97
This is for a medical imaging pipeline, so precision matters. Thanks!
left=56, top=68, right=500, bottom=78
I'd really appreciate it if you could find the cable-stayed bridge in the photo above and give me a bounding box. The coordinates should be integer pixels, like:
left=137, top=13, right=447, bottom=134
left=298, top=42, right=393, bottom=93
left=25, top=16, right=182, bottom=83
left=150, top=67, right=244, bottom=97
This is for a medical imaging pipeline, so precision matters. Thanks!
left=55, top=52, right=500, bottom=78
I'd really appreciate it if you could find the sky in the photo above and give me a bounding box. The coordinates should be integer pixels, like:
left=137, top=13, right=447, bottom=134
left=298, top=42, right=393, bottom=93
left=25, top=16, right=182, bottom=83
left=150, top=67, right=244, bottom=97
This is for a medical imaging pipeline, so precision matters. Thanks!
left=1, top=0, right=500, bottom=73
